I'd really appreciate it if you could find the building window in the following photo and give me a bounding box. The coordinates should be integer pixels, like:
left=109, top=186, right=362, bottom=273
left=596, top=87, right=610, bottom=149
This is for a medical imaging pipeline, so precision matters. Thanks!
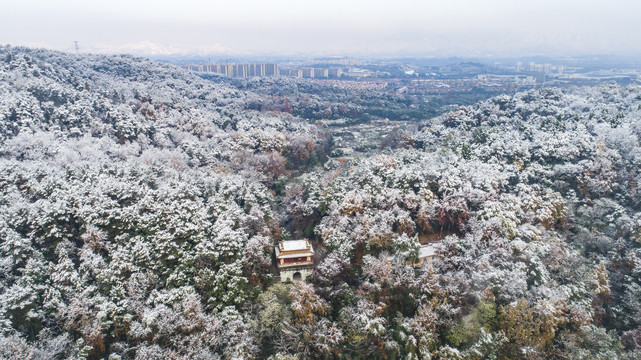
left=293, top=272, right=302, bottom=281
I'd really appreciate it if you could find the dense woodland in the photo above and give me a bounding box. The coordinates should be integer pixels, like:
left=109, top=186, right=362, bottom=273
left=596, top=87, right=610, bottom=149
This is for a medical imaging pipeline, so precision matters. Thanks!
left=207, top=75, right=497, bottom=124
left=1, top=46, right=641, bottom=359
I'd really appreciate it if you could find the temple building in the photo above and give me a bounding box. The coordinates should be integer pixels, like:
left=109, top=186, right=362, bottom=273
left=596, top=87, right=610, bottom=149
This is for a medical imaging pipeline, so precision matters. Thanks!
left=274, top=239, right=314, bottom=282
left=407, top=243, right=438, bottom=267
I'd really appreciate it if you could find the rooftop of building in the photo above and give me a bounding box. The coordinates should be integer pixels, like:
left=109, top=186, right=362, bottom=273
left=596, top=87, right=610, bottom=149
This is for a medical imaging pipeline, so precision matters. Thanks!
left=275, top=239, right=315, bottom=259
left=281, top=239, right=310, bottom=252
left=419, top=243, right=437, bottom=259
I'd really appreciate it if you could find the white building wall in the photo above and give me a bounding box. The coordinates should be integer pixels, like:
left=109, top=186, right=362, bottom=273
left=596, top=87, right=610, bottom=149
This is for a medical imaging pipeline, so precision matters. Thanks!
left=279, top=267, right=314, bottom=282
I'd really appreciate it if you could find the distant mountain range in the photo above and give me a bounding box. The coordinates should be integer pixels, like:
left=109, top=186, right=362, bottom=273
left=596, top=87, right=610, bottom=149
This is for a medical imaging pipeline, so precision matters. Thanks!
left=82, top=40, right=251, bottom=57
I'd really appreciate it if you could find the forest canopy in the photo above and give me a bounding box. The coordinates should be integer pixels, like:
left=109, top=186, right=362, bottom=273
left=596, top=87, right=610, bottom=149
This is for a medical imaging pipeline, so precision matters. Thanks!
left=1, top=46, right=641, bottom=359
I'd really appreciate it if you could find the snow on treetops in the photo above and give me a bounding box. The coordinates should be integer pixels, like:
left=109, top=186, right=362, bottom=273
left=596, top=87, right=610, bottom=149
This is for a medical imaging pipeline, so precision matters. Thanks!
left=1, top=46, right=641, bottom=358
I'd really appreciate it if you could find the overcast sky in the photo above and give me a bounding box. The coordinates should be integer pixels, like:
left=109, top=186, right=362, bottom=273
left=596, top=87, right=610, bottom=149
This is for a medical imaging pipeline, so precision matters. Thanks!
left=2, top=0, right=641, bottom=57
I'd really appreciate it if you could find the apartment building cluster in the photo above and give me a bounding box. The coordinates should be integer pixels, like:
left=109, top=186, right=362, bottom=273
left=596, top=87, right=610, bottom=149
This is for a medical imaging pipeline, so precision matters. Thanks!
left=516, top=61, right=565, bottom=74
left=185, top=62, right=374, bottom=79
left=185, top=63, right=279, bottom=77
left=280, top=67, right=343, bottom=79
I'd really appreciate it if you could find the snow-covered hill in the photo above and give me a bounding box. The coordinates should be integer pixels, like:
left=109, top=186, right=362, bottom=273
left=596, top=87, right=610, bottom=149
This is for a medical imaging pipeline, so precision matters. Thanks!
left=1, top=46, right=641, bottom=359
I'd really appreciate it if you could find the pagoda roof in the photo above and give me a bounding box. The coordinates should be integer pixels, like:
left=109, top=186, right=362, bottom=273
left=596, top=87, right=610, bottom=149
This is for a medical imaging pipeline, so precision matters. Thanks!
left=275, top=239, right=314, bottom=259
left=281, top=239, right=309, bottom=251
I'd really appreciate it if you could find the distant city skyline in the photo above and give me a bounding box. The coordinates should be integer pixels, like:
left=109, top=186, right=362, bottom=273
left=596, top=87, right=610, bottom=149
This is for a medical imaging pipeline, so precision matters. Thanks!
left=2, top=0, right=641, bottom=57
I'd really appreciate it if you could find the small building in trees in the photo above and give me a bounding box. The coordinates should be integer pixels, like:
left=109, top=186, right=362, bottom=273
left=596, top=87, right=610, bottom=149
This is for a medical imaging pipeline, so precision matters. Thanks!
left=275, top=239, right=314, bottom=282
left=407, top=243, right=438, bottom=267
left=416, top=243, right=437, bottom=266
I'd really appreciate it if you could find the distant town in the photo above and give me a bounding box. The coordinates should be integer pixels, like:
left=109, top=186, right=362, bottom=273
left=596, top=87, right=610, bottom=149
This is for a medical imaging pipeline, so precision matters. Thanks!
left=182, top=56, right=641, bottom=94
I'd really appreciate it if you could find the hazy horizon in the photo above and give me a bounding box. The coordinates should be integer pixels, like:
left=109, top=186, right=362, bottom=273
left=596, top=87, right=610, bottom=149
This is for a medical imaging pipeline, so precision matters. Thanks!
left=3, top=0, right=641, bottom=58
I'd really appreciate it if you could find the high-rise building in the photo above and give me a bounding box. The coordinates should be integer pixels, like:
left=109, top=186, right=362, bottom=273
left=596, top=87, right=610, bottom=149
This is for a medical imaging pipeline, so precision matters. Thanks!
left=280, top=68, right=302, bottom=78
left=265, top=63, right=279, bottom=76
left=184, top=63, right=279, bottom=78
left=328, top=68, right=342, bottom=78
left=302, top=68, right=315, bottom=78
left=313, top=68, right=329, bottom=78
